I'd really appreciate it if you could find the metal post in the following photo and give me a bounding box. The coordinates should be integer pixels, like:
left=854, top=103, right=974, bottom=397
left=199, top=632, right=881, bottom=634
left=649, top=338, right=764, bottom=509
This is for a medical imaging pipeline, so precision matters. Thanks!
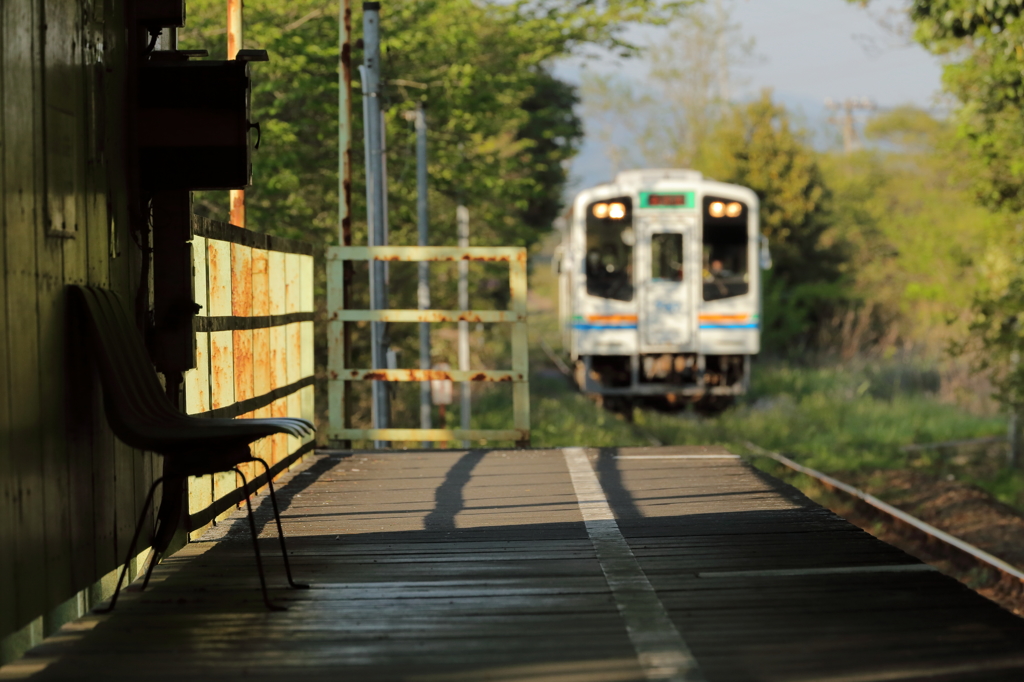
left=457, top=205, right=470, bottom=447
left=362, top=2, right=389, bottom=446
left=338, top=0, right=353, bottom=448
left=416, top=104, right=432, bottom=439
left=1009, top=411, right=1020, bottom=469
left=227, top=0, right=245, bottom=228
left=1011, top=351, right=1021, bottom=469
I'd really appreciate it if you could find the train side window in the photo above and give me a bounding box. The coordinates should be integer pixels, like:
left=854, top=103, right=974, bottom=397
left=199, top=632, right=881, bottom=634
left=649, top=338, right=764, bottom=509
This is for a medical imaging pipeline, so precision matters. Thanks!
left=585, top=197, right=634, bottom=302
left=702, top=196, right=749, bottom=301
left=651, top=233, right=683, bottom=282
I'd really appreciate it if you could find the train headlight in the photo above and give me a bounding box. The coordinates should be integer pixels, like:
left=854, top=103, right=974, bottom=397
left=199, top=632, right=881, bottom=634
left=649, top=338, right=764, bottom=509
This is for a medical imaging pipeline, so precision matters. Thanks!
left=592, top=203, right=609, bottom=219
left=709, top=201, right=726, bottom=218
left=725, top=202, right=742, bottom=218
left=608, top=202, right=626, bottom=219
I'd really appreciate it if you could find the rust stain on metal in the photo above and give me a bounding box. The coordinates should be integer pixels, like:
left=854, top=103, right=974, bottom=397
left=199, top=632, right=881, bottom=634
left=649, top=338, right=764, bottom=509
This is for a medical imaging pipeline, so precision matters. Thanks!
left=330, top=370, right=339, bottom=380
left=472, top=372, right=507, bottom=382
left=460, top=254, right=510, bottom=262
left=363, top=371, right=388, bottom=381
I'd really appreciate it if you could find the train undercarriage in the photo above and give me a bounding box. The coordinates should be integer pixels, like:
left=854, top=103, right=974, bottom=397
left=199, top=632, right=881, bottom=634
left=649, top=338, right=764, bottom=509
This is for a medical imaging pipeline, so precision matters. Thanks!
left=574, top=353, right=750, bottom=415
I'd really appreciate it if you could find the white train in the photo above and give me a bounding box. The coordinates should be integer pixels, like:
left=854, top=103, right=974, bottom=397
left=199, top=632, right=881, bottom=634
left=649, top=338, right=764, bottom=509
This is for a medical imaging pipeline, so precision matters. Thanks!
left=556, top=169, right=769, bottom=412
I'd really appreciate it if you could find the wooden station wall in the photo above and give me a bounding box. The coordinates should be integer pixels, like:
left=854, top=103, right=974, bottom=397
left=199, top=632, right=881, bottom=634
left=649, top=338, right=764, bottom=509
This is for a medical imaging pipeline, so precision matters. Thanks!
left=0, top=0, right=318, bottom=656
left=0, top=0, right=159, bottom=649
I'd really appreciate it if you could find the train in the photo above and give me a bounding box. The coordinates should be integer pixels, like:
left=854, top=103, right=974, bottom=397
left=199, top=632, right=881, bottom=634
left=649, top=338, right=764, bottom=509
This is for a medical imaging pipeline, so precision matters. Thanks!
left=555, top=169, right=769, bottom=413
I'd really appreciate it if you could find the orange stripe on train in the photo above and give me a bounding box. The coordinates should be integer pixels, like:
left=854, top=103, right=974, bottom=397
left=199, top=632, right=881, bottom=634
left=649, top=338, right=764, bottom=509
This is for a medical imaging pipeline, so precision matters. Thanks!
left=698, top=314, right=751, bottom=322
left=586, top=315, right=638, bottom=323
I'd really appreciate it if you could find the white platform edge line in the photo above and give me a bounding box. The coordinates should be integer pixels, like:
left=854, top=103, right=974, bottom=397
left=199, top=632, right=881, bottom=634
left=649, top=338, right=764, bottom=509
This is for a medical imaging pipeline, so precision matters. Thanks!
left=563, top=447, right=705, bottom=682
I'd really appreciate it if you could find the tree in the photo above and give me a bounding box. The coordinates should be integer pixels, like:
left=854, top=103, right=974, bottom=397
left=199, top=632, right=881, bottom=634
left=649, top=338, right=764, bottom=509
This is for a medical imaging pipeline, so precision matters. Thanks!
left=180, top=0, right=691, bottom=249
left=845, top=1, right=1024, bottom=405
left=703, top=92, right=848, bottom=351
left=581, top=2, right=751, bottom=173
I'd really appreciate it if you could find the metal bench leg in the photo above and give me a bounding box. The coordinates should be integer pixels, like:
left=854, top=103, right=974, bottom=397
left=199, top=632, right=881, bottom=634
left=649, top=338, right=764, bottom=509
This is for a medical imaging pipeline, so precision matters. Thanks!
left=94, top=476, right=164, bottom=614
left=250, top=457, right=309, bottom=589
left=235, top=467, right=287, bottom=611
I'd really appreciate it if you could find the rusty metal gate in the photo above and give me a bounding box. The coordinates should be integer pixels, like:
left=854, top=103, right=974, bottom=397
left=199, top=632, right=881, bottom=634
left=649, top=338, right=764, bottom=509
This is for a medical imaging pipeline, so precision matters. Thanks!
left=326, top=245, right=530, bottom=447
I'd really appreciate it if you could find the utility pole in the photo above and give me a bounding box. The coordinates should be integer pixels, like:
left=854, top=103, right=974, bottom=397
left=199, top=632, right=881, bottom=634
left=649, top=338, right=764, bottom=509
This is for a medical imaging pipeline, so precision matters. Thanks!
left=825, top=97, right=875, bottom=154
left=338, top=0, right=353, bottom=447
left=362, top=1, right=389, bottom=447
left=414, top=104, right=432, bottom=438
left=457, top=205, right=470, bottom=448
left=227, top=0, right=245, bottom=227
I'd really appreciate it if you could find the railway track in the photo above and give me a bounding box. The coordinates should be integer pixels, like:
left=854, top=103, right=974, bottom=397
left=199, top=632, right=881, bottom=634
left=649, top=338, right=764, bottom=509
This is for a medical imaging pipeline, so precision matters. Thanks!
left=738, top=440, right=1024, bottom=615
left=540, top=344, right=1024, bottom=615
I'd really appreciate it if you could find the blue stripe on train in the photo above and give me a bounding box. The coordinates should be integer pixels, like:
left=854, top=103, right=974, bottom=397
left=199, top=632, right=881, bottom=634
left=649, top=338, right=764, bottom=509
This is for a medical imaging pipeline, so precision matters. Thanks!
left=699, top=323, right=759, bottom=329
left=571, top=324, right=638, bottom=331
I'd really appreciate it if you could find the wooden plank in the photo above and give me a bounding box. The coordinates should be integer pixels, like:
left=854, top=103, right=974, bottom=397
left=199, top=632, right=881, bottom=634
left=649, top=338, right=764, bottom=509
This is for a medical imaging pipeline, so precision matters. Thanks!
left=73, top=0, right=110, bottom=596
left=284, top=254, right=302, bottom=455
left=0, top=0, right=13, bottom=637
left=250, top=247, right=272, bottom=478
left=2, top=0, right=46, bottom=634
left=230, top=241, right=254, bottom=482
left=268, top=250, right=287, bottom=465
left=184, top=235, right=210, bottom=416
left=40, top=0, right=86, bottom=608
left=207, top=240, right=234, bottom=411
left=298, top=253, right=314, bottom=454
left=57, top=0, right=96, bottom=600
left=186, top=236, right=213, bottom=528
left=207, top=238, right=235, bottom=506
left=94, top=0, right=137, bottom=589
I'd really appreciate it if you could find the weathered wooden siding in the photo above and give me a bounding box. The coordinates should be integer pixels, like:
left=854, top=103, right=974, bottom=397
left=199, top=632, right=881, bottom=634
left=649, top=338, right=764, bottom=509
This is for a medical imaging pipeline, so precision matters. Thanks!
left=186, top=218, right=316, bottom=535
left=1, top=0, right=160, bottom=658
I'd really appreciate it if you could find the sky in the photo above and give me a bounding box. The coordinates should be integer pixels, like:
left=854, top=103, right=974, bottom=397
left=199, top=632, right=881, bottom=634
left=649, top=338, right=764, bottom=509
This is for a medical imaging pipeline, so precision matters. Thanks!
left=558, top=0, right=947, bottom=191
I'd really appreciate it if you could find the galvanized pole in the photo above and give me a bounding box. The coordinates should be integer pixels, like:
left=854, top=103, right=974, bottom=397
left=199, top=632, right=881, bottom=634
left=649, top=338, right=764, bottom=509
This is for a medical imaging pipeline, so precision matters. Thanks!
left=1009, top=411, right=1020, bottom=469
left=338, top=0, right=353, bottom=447
left=457, top=205, right=470, bottom=447
left=415, top=104, right=432, bottom=438
left=1010, top=351, right=1021, bottom=469
left=227, top=0, right=245, bottom=227
left=362, top=2, right=389, bottom=446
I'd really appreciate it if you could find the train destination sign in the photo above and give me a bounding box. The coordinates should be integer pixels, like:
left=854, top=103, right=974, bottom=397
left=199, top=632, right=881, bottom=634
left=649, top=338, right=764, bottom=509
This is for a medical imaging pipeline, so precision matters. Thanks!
left=639, top=191, right=695, bottom=209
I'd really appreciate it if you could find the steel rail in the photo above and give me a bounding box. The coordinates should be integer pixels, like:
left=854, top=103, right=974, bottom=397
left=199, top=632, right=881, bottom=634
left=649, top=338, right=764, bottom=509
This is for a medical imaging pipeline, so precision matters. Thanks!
left=742, top=440, right=1024, bottom=583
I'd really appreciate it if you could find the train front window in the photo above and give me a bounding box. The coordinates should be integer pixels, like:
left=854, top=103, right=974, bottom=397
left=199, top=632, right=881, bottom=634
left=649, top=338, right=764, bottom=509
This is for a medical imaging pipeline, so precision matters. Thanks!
left=651, top=233, right=683, bottom=282
left=702, top=196, right=749, bottom=301
left=585, top=197, right=634, bottom=301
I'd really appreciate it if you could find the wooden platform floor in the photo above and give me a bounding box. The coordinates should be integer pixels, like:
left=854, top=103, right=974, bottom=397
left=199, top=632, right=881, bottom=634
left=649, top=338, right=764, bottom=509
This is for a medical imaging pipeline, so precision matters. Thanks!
left=3, top=446, right=1024, bottom=681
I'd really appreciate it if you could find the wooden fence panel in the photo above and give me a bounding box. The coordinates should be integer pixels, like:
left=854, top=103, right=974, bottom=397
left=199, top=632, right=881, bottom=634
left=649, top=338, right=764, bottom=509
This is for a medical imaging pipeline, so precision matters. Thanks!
left=186, top=218, right=315, bottom=534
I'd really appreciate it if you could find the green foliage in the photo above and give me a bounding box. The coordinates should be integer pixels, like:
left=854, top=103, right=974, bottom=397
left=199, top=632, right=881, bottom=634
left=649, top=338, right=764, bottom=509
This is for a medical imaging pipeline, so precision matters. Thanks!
left=181, top=0, right=690, bottom=249
left=910, top=0, right=1024, bottom=40
left=701, top=92, right=848, bottom=351
left=887, top=0, right=1024, bottom=212
left=819, top=106, right=1006, bottom=357
left=845, top=1, right=1024, bottom=410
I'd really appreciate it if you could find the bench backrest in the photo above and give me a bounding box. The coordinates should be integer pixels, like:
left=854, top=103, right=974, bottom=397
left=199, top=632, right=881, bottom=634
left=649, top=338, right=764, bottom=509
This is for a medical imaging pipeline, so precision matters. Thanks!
left=69, top=285, right=182, bottom=450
